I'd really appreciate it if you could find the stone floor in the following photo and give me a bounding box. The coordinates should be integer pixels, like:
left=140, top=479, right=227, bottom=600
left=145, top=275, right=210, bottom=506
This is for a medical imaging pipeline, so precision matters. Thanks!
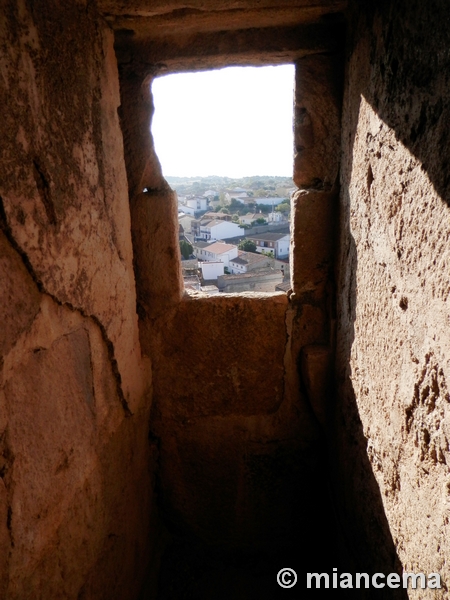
left=139, top=475, right=358, bottom=599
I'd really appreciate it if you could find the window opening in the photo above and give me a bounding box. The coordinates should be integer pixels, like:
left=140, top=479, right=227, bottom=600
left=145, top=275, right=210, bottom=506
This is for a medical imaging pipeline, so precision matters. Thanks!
left=151, top=65, right=295, bottom=295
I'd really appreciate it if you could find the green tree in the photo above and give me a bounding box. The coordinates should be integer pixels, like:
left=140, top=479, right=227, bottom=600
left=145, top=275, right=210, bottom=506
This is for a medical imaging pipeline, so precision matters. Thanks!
left=275, top=201, right=290, bottom=214
left=179, top=240, right=193, bottom=260
left=238, top=239, right=257, bottom=253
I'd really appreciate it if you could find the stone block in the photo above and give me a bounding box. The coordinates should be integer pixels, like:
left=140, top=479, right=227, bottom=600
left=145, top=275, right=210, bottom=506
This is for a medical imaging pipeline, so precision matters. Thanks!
left=152, top=294, right=288, bottom=418
left=290, top=188, right=336, bottom=298
left=294, top=53, right=342, bottom=189
left=130, top=190, right=184, bottom=319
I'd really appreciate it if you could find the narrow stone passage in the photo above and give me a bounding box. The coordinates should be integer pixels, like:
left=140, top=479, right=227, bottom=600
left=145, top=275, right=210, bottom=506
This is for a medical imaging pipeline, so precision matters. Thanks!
left=140, top=456, right=345, bottom=599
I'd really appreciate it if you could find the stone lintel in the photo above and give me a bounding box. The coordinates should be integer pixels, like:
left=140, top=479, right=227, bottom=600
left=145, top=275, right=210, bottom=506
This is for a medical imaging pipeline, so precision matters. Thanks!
left=99, top=0, right=347, bottom=19
left=115, top=22, right=345, bottom=74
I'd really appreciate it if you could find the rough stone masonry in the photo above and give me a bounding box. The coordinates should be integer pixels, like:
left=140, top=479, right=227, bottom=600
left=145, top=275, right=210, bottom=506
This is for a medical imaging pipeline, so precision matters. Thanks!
left=1, top=0, right=449, bottom=598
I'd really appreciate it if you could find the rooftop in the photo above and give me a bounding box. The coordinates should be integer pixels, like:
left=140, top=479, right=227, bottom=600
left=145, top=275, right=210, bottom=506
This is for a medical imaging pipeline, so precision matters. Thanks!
left=248, top=233, right=290, bottom=241
left=193, top=240, right=212, bottom=249
left=204, top=242, right=238, bottom=254
left=231, top=251, right=268, bottom=266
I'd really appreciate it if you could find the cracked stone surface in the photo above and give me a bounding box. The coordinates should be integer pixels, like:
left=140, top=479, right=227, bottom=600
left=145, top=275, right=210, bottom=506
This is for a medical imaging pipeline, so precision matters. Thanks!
left=0, top=2, right=153, bottom=597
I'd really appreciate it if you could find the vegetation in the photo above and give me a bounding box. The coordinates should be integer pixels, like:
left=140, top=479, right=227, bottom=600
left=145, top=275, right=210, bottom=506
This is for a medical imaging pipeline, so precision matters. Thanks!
left=276, top=200, right=290, bottom=214
left=165, top=175, right=295, bottom=197
left=238, top=239, right=257, bottom=253
left=179, top=240, right=193, bottom=260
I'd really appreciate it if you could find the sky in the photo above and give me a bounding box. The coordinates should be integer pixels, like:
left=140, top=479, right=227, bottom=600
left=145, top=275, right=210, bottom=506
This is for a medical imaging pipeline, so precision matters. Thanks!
left=150, top=64, right=295, bottom=178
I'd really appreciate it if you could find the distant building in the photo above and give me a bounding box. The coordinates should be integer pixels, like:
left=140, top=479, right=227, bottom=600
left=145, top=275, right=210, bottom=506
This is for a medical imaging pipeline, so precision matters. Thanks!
left=202, top=212, right=232, bottom=222
left=225, top=191, right=248, bottom=203
left=246, top=233, right=290, bottom=259
left=239, top=213, right=262, bottom=226
left=200, top=261, right=224, bottom=281
left=267, top=211, right=286, bottom=223
left=229, top=251, right=271, bottom=274
left=178, top=195, right=209, bottom=216
left=194, top=241, right=238, bottom=268
left=193, top=218, right=242, bottom=241
left=178, top=214, right=195, bottom=234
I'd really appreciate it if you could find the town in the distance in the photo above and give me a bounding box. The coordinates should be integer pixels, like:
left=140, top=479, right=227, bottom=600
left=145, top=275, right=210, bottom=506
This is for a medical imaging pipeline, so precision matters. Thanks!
left=170, top=175, right=295, bottom=295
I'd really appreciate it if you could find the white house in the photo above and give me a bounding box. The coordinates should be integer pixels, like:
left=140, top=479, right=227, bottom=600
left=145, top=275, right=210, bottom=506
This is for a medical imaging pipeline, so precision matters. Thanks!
left=267, top=211, right=286, bottom=223
left=247, top=233, right=290, bottom=259
left=178, top=195, right=209, bottom=216
left=200, top=261, right=225, bottom=281
left=229, top=251, right=270, bottom=274
left=224, top=191, right=248, bottom=203
left=196, top=219, right=242, bottom=241
left=195, top=241, right=238, bottom=268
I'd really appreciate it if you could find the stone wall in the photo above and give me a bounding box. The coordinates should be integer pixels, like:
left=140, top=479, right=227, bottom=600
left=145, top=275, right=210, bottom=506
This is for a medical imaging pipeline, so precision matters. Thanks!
left=335, top=0, right=450, bottom=589
left=0, top=2, right=155, bottom=598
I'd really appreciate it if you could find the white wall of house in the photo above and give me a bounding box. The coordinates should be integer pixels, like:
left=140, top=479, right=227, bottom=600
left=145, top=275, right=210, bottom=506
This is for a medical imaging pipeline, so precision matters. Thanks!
left=252, top=234, right=290, bottom=259
left=225, top=192, right=247, bottom=203
left=193, top=246, right=209, bottom=260
left=267, top=211, right=285, bottom=223
left=211, top=221, right=242, bottom=240
left=200, top=244, right=238, bottom=267
left=201, top=261, right=224, bottom=280
left=179, top=204, right=196, bottom=216
left=185, top=197, right=208, bottom=211
left=199, top=220, right=242, bottom=241
left=254, top=245, right=274, bottom=257
left=229, top=261, right=246, bottom=274
left=179, top=197, right=208, bottom=216
left=254, top=240, right=275, bottom=256
left=276, top=235, right=290, bottom=258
